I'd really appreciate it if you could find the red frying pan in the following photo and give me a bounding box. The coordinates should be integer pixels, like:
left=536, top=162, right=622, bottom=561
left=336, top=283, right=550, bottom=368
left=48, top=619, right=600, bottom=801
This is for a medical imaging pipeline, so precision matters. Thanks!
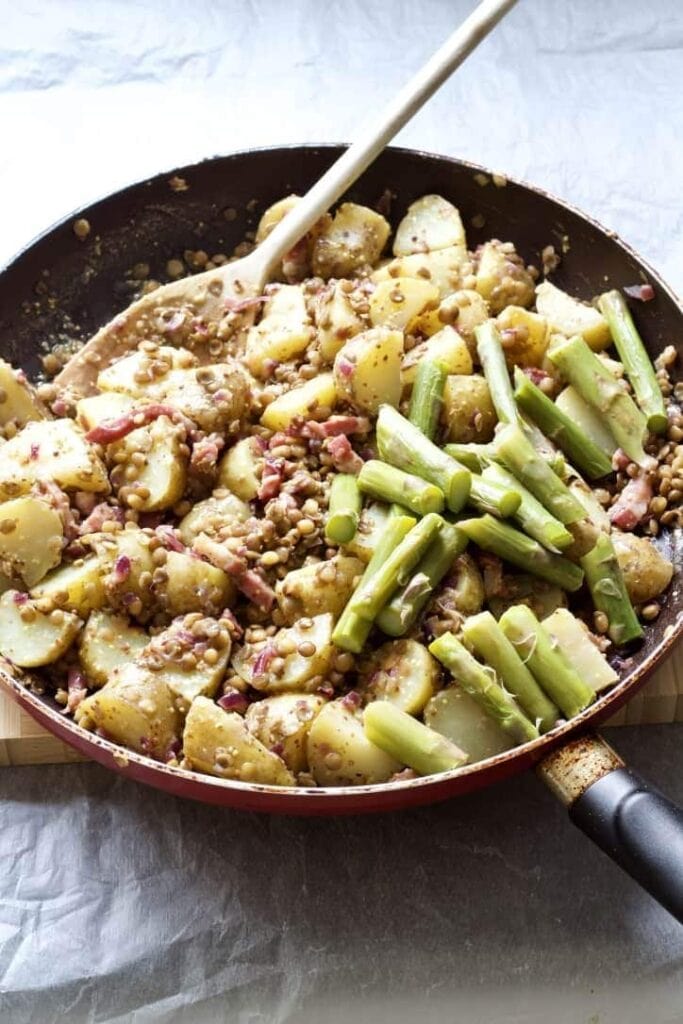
left=1, top=146, right=681, bottom=918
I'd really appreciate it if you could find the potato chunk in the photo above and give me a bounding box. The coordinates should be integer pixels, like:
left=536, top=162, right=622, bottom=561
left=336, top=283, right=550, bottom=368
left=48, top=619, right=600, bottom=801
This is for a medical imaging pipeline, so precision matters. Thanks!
left=112, top=416, right=187, bottom=512
left=314, top=282, right=365, bottom=363
left=139, top=614, right=232, bottom=705
left=31, top=555, right=108, bottom=615
left=358, top=639, right=440, bottom=714
left=245, top=285, right=311, bottom=377
left=246, top=693, right=326, bottom=773
left=334, top=327, right=403, bottom=414
left=0, top=360, right=49, bottom=427
left=0, top=496, right=63, bottom=587
left=343, top=501, right=389, bottom=563
left=159, top=549, right=234, bottom=616
left=368, top=278, right=439, bottom=332
left=475, top=242, right=535, bottom=314
left=612, top=532, right=674, bottom=605
left=442, top=374, right=497, bottom=443
left=78, top=611, right=149, bottom=687
left=542, top=609, right=618, bottom=693
left=393, top=195, right=466, bottom=256
left=307, top=699, right=400, bottom=785
left=178, top=491, right=251, bottom=545
left=401, top=326, right=473, bottom=387
left=232, top=613, right=335, bottom=694
left=183, top=696, right=295, bottom=785
left=496, top=305, right=549, bottom=368
left=260, top=373, right=337, bottom=431
left=0, top=419, right=108, bottom=500
left=216, top=437, right=263, bottom=501
left=0, top=590, right=81, bottom=667
left=160, top=363, right=250, bottom=433
left=312, top=203, right=390, bottom=278
left=424, top=686, right=513, bottom=763
left=535, top=281, right=611, bottom=351
left=372, top=246, right=471, bottom=299
left=275, top=555, right=364, bottom=623
left=103, top=527, right=155, bottom=615
left=255, top=194, right=300, bottom=244
left=76, top=392, right=135, bottom=432
left=97, top=346, right=194, bottom=396
left=80, top=662, right=180, bottom=759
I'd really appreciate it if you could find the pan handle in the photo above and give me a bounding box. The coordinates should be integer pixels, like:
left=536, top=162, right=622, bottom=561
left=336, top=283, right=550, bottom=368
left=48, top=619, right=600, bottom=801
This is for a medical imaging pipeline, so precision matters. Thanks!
left=538, top=733, right=683, bottom=923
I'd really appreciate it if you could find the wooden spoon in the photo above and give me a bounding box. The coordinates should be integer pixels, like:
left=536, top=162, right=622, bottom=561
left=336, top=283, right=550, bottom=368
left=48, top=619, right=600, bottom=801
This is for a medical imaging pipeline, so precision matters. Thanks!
left=56, top=0, right=518, bottom=395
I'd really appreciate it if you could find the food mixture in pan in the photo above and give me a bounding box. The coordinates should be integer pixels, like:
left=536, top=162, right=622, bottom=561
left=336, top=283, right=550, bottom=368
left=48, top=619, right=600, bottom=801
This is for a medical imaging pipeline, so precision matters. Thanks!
left=0, top=193, right=679, bottom=786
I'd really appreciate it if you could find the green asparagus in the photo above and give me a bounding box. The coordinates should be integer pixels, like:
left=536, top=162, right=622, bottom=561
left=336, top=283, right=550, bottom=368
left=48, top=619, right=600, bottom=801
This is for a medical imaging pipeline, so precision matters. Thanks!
left=475, top=320, right=518, bottom=424
left=494, top=423, right=586, bottom=524
left=498, top=605, right=596, bottom=719
left=598, top=290, right=667, bottom=434
left=462, top=611, right=559, bottom=732
left=468, top=473, right=521, bottom=518
left=332, top=514, right=416, bottom=653
left=376, top=405, right=471, bottom=513
left=377, top=521, right=467, bottom=636
left=555, top=386, right=618, bottom=458
left=513, top=368, right=613, bottom=479
left=324, top=473, right=362, bottom=545
left=363, top=701, right=469, bottom=776
left=482, top=462, right=573, bottom=550
left=458, top=515, right=584, bottom=591
left=521, top=417, right=566, bottom=477
left=429, top=632, right=539, bottom=744
left=443, top=442, right=495, bottom=473
left=358, top=459, right=445, bottom=516
left=408, top=358, right=448, bottom=441
left=548, top=334, right=651, bottom=467
left=579, top=532, right=644, bottom=645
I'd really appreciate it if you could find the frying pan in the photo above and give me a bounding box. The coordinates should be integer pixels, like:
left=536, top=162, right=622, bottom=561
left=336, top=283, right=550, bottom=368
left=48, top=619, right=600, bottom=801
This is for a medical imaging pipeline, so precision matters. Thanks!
left=1, top=145, right=682, bottom=918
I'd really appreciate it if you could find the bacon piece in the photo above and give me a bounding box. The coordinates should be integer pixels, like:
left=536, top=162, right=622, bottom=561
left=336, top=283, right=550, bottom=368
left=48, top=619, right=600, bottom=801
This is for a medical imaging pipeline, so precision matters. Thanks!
left=258, top=457, right=285, bottom=501
left=612, top=448, right=631, bottom=472
left=220, top=607, right=244, bottom=640
left=193, top=533, right=275, bottom=610
left=522, top=366, right=553, bottom=388
left=156, top=524, right=186, bottom=553
left=85, top=403, right=181, bottom=444
left=64, top=667, right=88, bottom=714
left=609, top=474, right=653, bottom=530
left=34, top=480, right=79, bottom=541
left=324, top=434, right=364, bottom=474
left=239, top=569, right=276, bottom=612
left=296, top=415, right=371, bottom=440
left=79, top=502, right=125, bottom=536
left=624, top=283, right=655, bottom=302
left=190, top=432, right=225, bottom=473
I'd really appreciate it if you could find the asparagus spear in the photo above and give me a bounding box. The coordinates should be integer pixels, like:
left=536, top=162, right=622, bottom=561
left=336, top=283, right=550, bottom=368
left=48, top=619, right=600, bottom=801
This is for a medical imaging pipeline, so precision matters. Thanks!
left=468, top=473, right=521, bottom=518
left=364, top=701, right=469, bottom=776
left=598, top=290, right=667, bottom=434
left=475, top=320, right=518, bottom=424
left=376, top=405, right=471, bottom=513
left=429, top=632, right=539, bottom=743
left=443, top=442, right=495, bottom=473
left=458, top=515, right=584, bottom=591
left=579, top=532, right=643, bottom=645
left=332, top=514, right=416, bottom=653
left=548, top=334, right=651, bottom=467
left=342, top=513, right=442, bottom=625
left=521, top=417, right=566, bottom=477
left=498, top=605, right=596, bottom=719
left=358, top=459, right=445, bottom=516
left=408, top=358, right=448, bottom=441
left=482, top=462, right=573, bottom=550
left=462, top=611, right=559, bottom=732
left=555, top=386, right=617, bottom=458
left=377, top=521, right=467, bottom=636
left=494, top=423, right=586, bottom=524
left=324, top=473, right=362, bottom=545
left=513, top=368, right=613, bottom=479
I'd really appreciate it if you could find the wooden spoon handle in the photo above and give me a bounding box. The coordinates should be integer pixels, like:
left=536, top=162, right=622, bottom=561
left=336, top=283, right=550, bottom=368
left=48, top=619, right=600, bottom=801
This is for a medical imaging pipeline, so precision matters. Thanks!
left=253, top=0, right=518, bottom=275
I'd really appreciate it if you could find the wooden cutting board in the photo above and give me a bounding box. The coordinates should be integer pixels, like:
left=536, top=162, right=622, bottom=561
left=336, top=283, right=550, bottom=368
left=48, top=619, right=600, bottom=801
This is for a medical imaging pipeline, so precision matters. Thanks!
left=0, top=647, right=681, bottom=766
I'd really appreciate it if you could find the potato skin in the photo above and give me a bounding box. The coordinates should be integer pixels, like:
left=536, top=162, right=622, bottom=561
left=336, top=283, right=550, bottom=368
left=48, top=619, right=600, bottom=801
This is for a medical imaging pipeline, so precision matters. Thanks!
left=333, top=327, right=403, bottom=414
left=306, top=699, right=400, bottom=786
left=612, top=532, right=674, bottom=605
left=80, top=663, right=180, bottom=759
left=245, top=694, right=326, bottom=773
left=442, top=374, right=496, bottom=443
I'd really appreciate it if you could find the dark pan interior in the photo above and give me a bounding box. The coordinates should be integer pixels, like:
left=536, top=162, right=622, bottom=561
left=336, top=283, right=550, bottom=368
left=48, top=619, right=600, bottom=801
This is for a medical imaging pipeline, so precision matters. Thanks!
left=0, top=144, right=680, bottom=794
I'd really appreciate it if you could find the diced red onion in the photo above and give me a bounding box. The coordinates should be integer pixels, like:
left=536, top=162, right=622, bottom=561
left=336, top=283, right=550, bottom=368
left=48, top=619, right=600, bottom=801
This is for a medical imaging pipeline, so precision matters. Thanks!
left=218, top=689, right=249, bottom=713
left=112, top=554, right=131, bottom=583
left=623, top=283, right=655, bottom=302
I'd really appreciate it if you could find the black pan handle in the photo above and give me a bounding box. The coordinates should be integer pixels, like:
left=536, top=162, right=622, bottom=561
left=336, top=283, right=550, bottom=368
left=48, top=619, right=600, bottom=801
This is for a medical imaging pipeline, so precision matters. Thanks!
left=539, top=733, right=683, bottom=924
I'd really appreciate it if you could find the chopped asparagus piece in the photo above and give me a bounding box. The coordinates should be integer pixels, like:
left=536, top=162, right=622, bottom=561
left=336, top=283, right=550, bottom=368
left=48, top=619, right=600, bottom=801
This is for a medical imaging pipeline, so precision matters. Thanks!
left=468, top=473, right=521, bottom=518
left=363, top=701, right=469, bottom=776
left=358, top=459, right=444, bottom=516
left=443, top=442, right=495, bottom=473
left=408, top=358, right=448, bottom=441
left=325, top=473, right=362, bottom=545
left=555, top=386, right=617, bottom=458
left=475, top=320, right=518, bottom=424
left=494, top=423, right=585, bottom=525
left=580, top=532, right=644, bottom=645
left=542, top=608, right=618, bottom=693
left=458, top=515, right=584, bottom=591
left=482, top=462, right=573, bottom=551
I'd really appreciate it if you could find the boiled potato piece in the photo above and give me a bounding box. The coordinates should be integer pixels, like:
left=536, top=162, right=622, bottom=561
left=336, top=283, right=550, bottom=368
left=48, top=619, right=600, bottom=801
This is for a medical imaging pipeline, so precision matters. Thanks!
left=245, top=285, right=311, bottom=377
left=496, top=305, right=549, bottom=368
left=612, top=532, right=674, bottom=605
left=475, top=242, right=535, bottom=314
left=314, top=282, right=365, bottom=363
left=358, top=639, right=440, bottom=714
left=31, top=555, right=108, bottom=615
left=393, top=195, right=466, bottom=256
left=78, top=611, right=149, bottom=687
left=487, top=574, right=567, bottom=621
left=424, top=686, right=513, bottom=762
left=260, top=372, right=337, bottom=431
left=542, top=609, right=618, bottom=693
left=0, top=496, right=63, bottom=587
left=97, top=346, right=193, bottom=396
left=368, top=278, right=439, bottom=332
left=113, top=416, right=187, bottom=512
left=0, top=590, right=81, bottom=667
left=333, top=327, right=403, bottom=414
left=255, top=194, right=300, bottom=243
left=183, top=697, right=294, bottom=785
left=80, top=662, right=180, bottom=759
left=217, top=436, right=264, bottom=501
left=434, top=552, right=485, bottom=619
left=178, top=491, right=251, bottom=545
left=311, top=202, right=390, bottom=278
left=159, top=549, right=234, bottom=616
left=555, top=386, right=617, bottom=458
left=0, top=419, right=109, bottom=500
left=0, top=360, right=48, bottom=426
left=275, top=555, right=364, bottom=623
left=535, top=281, right=611, bottom=351
left=371, top=246, right=471, bottom=299
left=76, top=392, right=135, bottom=432
left=245, top=693, right=326, bottom=773
left=233, top=613, right=335, bottom=694
left=139, top=614, right=232, bottom=705
left=343, top=501, right=389, bottom=563
left=103, top=527, right=155, bottom=613
left=442, top=374, right=497, bottom=443
left=307, top=699, right=400, bottom=785
left=435, top=289, right=489, bottom=354
left=160, top=363, right=250, bottom=434
left=401, top=326, right=473, bottom=387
